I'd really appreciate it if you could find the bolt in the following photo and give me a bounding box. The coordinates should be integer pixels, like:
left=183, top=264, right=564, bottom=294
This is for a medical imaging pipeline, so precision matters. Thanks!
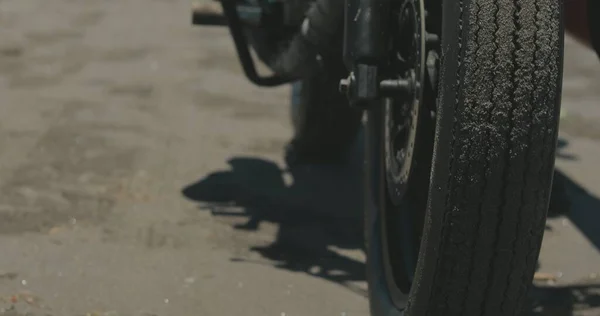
left=380, top=78, right=414, bottom=94
left=339, top=76, right=352, bottom=94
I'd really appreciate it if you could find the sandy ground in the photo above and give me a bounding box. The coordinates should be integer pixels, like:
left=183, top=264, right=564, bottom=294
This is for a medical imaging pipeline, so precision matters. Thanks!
left=0, top=0, right=598, bottom=315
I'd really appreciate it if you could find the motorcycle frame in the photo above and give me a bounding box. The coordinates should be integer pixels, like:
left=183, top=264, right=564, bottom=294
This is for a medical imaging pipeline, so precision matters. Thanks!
left=192, top=0, right=392, bottom=96
left=194, top=1, right=294, bottom=86
left=194, top=0, right=600, bottom=93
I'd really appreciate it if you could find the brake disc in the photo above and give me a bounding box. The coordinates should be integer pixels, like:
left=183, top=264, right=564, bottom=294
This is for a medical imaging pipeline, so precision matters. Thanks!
left=384, top=0, right=426, bottom=206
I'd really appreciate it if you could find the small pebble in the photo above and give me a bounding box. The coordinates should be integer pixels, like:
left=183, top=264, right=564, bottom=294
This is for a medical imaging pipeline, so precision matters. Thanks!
left=532, top=305, right=544, bottom=313
left=282, top=172, right=294, bottom=187
left=561, top=219, right=568, bottom=227
left=21, top=280, right=27, bottom=286
left=184, top=277, right=195, bottom=284
left=164, top=298, right=169, bottom=304
left=309, top=266, right=321, bottom=274
left=560, top=109, right=568, bottom=119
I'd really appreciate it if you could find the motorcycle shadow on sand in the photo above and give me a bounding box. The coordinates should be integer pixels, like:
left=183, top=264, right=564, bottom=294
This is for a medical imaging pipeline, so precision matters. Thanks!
left=181, top=135, right=600, bottom=315
left=181, top=132, right=367, bottom=296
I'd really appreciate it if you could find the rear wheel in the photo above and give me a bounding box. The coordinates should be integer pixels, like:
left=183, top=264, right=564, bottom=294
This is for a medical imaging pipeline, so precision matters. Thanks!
left=365, top=0, right=564, bottom=315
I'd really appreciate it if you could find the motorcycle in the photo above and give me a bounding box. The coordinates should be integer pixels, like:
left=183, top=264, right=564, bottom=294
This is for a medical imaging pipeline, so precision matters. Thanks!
left=192, top=0, right=567, bottom=315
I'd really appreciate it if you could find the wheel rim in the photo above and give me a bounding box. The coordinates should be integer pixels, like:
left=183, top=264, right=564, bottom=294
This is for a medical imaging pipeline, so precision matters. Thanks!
left=379, top=0, right=440, bottom=309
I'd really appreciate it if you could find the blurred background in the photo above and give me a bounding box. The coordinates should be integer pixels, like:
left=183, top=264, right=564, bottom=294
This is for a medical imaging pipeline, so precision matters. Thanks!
left=0, top=0, right=598, bottom=315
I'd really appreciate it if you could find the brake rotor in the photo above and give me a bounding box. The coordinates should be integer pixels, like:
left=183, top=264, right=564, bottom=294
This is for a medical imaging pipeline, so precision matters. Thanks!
left=384, top=0, right=426, bottom=206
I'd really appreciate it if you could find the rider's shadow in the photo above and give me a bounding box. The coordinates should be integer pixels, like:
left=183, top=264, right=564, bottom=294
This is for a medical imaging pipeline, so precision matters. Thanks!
left=181, top=137, right=367, bottom=294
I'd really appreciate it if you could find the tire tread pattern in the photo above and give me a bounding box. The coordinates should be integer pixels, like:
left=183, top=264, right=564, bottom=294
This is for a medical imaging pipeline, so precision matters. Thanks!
left=423, top=0, right=562, bottom=315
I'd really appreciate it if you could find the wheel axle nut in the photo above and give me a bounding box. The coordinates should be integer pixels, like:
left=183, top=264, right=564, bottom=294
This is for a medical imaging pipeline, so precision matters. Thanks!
left=339, top=76, right=352, bottom=94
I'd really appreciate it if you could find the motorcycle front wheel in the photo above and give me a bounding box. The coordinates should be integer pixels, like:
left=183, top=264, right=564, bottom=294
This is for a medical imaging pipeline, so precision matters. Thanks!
left=365, top=1, right=564, bottom=316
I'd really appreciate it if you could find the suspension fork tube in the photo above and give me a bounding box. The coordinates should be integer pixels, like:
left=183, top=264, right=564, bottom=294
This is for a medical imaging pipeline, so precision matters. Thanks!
left=342, top=0, right=392, bottom=106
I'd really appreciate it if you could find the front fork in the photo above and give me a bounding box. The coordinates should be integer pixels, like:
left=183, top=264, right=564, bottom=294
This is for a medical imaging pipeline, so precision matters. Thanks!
left=341, top=0, right=414, bottom=107
left=342, top=0, right=390, bottom=106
